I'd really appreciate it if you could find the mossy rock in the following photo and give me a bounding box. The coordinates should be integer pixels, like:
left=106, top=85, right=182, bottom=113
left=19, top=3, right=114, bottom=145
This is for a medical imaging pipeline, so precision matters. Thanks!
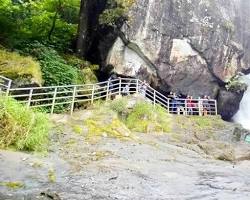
left=0, top=181, right=25, bottom=189
left=0, top=49, right=43, bottom=87
left=198, top=141, right=235, bottom=161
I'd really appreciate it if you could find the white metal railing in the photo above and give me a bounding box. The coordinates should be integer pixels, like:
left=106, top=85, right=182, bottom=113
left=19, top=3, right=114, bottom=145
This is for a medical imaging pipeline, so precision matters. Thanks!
left=0, top=75, right=12, bottom=96
left=2, top=76, right=217, bottom=116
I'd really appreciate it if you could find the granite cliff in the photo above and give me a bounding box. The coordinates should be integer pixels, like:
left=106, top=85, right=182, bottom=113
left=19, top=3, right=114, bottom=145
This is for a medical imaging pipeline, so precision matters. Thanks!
left=77, top=0, right=250, bottom=120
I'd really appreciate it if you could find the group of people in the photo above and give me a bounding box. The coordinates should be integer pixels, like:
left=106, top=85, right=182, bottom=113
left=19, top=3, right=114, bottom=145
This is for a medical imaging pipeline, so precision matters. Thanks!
left=107, top=75, right=215, bottom=116
left=108, top=75, right=148, bottom=97
left=168, top=92, right=214, bottom=116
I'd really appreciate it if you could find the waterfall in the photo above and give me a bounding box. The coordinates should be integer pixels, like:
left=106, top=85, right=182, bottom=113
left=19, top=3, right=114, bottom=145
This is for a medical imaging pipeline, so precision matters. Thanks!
left=233, top=74, right=250, bottom=129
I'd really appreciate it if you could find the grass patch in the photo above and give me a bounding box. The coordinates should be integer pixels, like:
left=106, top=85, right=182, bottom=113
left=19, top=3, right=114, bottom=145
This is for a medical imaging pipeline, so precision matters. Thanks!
left=84, top=103, right=131, bottom=140
left=0, top=181, right=25, bottom=189
left=48, top=168, right=56, bottom=183
left=72, top=125, right=83, bottom=135
left=126, top=102, right=172, bottom=133
left=0, top=96, right=50, bottom=152
left=85, top=118, right=131, bottom=141
left=109, top=97, right=128, bottom=115
left=188, top=115, right=225, bottom=130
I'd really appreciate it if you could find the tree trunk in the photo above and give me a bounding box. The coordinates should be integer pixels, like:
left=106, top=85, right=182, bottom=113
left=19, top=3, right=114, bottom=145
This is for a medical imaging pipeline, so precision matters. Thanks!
left=76, top=0, right=107, bottom=58
left=76, top=0, right=90, bottom=57
left=48, top=0, right=62, bottom=41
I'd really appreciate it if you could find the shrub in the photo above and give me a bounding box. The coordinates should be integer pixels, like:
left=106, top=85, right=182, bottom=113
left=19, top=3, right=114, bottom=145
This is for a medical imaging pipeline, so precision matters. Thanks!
left=21, top=42, right=81, bottom=86
left=0, top=49, right=43, bottom=85
left=99, top=0, right=135, bottom=26
left=64, top=54, right=99, bottom=84
left=0, top=96, right=50, bottom=151
left=109, top=98, right=128, bottom=115
left=225, top=75, right=247, bottom=93
left=0, top=0, right=79, bottom=50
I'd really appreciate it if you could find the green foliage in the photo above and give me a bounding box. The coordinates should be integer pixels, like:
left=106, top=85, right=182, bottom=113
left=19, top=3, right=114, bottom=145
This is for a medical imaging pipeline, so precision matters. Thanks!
left=64, top=54, right=99, bottom=84
left=0, top=49, right=43, bottom=85
left=109, top=98, right=128, bottom=115
left=99, top=0, right=135, bottom=26
left=84, top=103, right=131, bottom=141
left=0, top=0, right=80, bottom=49
left=225, top=74, right=247, bottom=93
left=0, top=96, right=49, bottom=151
left=126, top=102, right=172, bottom=133
left=20, top=42, right=82, bottom=86
left=85, top=118, right=131, bottom=141
left=72, top=125, right=83, bottom=134
left=0, top=181, right=25, bottom=189
left=48, top=168, right=56, bottom=183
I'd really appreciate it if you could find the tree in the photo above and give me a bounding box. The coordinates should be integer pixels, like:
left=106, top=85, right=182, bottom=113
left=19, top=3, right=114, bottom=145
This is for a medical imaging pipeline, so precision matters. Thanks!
left=0, top=0, right=80, bottom=49
left=76, top=0, right=135, bottom=58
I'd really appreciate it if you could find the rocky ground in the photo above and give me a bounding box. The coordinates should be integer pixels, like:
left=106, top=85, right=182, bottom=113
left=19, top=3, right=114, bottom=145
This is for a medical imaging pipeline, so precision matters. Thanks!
left=1, top=107, right=250, bottom=200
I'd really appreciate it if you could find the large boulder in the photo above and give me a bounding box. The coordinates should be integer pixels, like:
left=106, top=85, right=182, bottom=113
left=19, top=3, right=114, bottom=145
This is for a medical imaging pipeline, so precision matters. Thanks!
left=217, top=88, right=244, bottom=120
left=105, top=0, right=250, bottom=118
left=0, top=49, right=43, bottom=88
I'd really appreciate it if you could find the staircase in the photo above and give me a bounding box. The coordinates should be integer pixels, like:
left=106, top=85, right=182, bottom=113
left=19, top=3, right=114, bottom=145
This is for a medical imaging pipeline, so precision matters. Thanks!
left=0, top=75, right=217, bottom=115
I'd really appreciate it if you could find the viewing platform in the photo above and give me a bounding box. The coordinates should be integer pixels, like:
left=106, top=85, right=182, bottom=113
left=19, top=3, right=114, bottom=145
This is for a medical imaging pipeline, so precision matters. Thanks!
left=0, top=75, right=217, bottom=116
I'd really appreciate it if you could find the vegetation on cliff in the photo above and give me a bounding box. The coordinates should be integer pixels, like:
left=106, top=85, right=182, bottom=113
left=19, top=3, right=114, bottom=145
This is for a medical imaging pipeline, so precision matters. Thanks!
left=99, top=0, right=135, bottom=26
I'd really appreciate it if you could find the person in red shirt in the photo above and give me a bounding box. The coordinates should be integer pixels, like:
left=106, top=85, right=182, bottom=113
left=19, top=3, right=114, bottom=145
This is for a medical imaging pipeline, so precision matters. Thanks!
left=187, top=96, right=194, bottom=115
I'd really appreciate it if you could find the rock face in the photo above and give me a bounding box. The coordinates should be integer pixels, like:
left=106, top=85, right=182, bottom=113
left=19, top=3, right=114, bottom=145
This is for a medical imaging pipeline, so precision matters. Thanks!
left=105, top=0, right=250, bottom=118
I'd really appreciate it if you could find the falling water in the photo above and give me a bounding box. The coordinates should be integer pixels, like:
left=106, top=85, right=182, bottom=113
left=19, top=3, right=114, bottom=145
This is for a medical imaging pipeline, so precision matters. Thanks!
left=233, top=74, right=250, bottom=129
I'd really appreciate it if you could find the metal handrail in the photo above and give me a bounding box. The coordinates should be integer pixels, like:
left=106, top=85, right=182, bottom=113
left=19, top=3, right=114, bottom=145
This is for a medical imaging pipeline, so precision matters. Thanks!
left=1, top=75, right=217, bottom=115
left=0, top=75, right=12, bottom=96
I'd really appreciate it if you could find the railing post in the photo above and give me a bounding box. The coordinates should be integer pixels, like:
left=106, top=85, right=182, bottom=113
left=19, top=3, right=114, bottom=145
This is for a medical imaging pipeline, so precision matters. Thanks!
left=6, top=80, right=12, bottom=96
left=153, top=90, right=156, bottom=108
left=184, top=99, right=187, bottom=115
left=51, top=87, right=57, bottom=114
left=215, top=100, right=218, bottom=115
left=70, top=86, right=77, bottom=115
left=136, top=79, right=139, bottom=94
left=198, top=98, right=202, bottom=116
left=27, top=88, right=33, bottom=108
left=118, top=78, right=122, bottom=96
left=106, top=81, right=110, bottom=101
left=91, top=85, right=95, bottom=104
left=167, top=99, right=170, bottom=114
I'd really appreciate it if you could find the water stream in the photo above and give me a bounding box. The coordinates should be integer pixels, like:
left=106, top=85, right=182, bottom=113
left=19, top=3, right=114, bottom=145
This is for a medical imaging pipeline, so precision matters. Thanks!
left=233, top=74, right=250, bottom=130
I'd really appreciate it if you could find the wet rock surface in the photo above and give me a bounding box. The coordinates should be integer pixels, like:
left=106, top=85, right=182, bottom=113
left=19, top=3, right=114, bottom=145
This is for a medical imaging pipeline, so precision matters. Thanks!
left=104, top=0, right=250, bottom=118
left=1, top=112, right=250, bottom=200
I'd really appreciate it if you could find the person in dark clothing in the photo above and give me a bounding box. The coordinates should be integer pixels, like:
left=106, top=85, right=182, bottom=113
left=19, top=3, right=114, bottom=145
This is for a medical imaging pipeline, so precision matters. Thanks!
left=207, top=96, right=212, bottom=115
left=172, top=92, right=178, bottom=113
left=168, top=92, right=174, bottom=113
left=202, top=95, right=209, bottom=116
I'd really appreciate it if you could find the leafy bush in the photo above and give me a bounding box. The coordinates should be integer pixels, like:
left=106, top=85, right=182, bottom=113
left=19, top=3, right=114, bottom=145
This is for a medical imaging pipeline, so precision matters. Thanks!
left=109, top=98, right=128, bottom=114
left=99, top=0, right=135, bottom=26
left=0, top=0, right=79, bottom=50
left=0, top=96, right=50, bottom=151
left=21, top=42, right=81, bottom=86
left=0, top=49, right=43, bottom=85
left=64, top=54, right=99, bottom=84
left=126, top=102, right=172, bottom=133
left=225, top=75, right=247, bottom=93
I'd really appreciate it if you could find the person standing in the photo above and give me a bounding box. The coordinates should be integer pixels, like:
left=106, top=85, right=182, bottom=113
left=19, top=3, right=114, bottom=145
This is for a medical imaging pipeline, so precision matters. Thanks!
left=187, top=96, right=193, bottom=115
left=202, top=95, right=209, bottom=116
left=198, top=96, right=203, bottom=116
left=122, top=83, right=130, bottom=96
